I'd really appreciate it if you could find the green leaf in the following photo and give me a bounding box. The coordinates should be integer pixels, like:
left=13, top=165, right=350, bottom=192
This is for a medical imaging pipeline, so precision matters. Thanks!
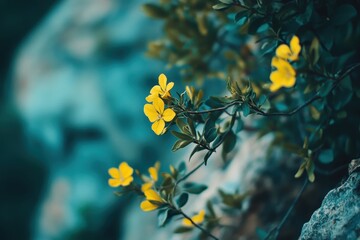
left=203, top=118, right=216, bottom=136
left=294, top=163, right=305, bottom=178
left=187, top=118, right=196, bottom=136
left=176, top=193, right=189, bottom=208
left=235, top=117, right=244, bottom=133
left=248, top=17, right=267, bottom=34
left=295, top=1, right=313, bottom=25
left=318, top=149, right=334, bottom=164
left=204, top=151, right=213, bottom=165
left=171, top=131, right=193, bottom=141
left=318, top=81, right=333, bottom=97
left=306, top=159, right=315, bottom=182
left=331, top=4, right=357, bottom=26
left=174, top=226, right=193, bottom=233
left=142, top=4, right=168, bottom=19
left=242, top=103, right=251, bottom=117
left=177, top=161, right=187, bottom=175
left=222, top=131, right=237, bottom=160
left=176, top=119, right=190, bottom=134
left=183, top=182, right=208, bottom=194
left=258, top=95, right=267, bottom=106
left=309, top=38, right=320, bottom=66
left=158, top=209, right=169, bottom=227
left=172, top=140, right=192, bottom=151
left=260, top=39, right=277, bottom=56
left=206, top=201, right=216, bottom=217
left=235, top=11, right=248, bottom=24
left=213, top=3, right=231, bottom=10
left=204, top=127, right=218, bottom=143
left=256, top=228, right=268, bottom=240
left=219, top=0, right=233, bottom=4
left=189, top=145, right=205, bottom=161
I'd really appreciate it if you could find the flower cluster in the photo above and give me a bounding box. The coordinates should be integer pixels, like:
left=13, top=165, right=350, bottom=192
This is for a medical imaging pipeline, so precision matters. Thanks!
left=107, top=161, right=208, bottom=229
left=269, top=35, right=301, bottom=92
left=107, top=161, right=164, bottom=210
left=144, top=74, right=176, bottom=135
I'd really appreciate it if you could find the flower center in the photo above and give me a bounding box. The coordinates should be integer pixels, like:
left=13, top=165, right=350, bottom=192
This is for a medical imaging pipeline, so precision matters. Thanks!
left=157, top=114, right=162, bottom=120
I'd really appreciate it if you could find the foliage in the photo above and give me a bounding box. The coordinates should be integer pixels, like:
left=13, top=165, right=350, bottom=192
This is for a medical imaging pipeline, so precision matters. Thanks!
left=110, top=0, right=360, bottom=239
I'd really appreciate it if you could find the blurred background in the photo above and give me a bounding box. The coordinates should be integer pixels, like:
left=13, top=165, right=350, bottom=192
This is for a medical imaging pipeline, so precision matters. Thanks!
left=0, top=0, right=198, bottom=239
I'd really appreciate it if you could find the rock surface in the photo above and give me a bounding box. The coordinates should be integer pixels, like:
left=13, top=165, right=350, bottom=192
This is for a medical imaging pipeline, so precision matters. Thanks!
left=300, top=160, right=360, bottom=240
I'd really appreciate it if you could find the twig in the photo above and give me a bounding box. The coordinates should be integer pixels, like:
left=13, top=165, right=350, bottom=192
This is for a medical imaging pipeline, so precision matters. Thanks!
left=315, top=164, right=348, bottom=176
left=265, top=177, right=308, bottom=240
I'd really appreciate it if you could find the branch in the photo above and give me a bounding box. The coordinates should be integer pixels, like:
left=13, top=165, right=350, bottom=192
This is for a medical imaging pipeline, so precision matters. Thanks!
left=265, top=177, right=308, bottom=240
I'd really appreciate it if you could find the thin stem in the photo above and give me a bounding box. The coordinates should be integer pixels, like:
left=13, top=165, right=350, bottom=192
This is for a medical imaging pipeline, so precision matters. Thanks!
left=171, top=161, right=205, bottom=203
left=178, top=209, right=219, bottom=240
left=265, top=177, right=308, bottom=240
left=315, top=164, right=348, bottom=176
left=255, top=95, right=322, bottom=117
left=183, top=101, right=240, bottom=115
left=177, top=161, right=205, bottom=186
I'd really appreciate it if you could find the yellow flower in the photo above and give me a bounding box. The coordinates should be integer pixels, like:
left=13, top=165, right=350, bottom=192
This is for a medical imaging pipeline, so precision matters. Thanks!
left=141, top=162, right=160, bottom=192
left=108, top=162, right=134, bottom=187
left=269, top=57, right=296, bottom=92
left=276, top=35, right=301, bottom=62
left=144, top=97, right=176, bottom=135
left=140, top=189, right=164, bottom=211
left=182, top=210, right=206, bottom=227
left=146, top=73, right=174, bottom=102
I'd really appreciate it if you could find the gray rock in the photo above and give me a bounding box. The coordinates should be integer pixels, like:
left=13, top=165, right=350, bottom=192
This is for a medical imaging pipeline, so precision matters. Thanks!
left=300, top=162, right=360, bottom=240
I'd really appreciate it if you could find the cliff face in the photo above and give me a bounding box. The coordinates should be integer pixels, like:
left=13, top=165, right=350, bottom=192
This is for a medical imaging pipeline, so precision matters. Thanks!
left=301, top=159, right=360, bottom=240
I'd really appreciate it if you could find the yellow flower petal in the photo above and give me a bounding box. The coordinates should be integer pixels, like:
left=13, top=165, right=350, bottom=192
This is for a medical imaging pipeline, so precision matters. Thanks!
left=153, top=98, right=164, bottom=114
left=162, top=108, right=176, bottom=122
left=108, top=178, right=122, bottom=187
left=141, top=182, right=154, bottom=192
left=158, top=73, right=167, bottom=91
left=152, top=119, right=165, bottom=135
left=182, top=210, right=205, bottom=227
left=289, top=35, right=301, bottom=61
left=166, top=82, right=174, bottom=91
left=119, top=162, right=134, bottom=179
left=121, top=176, right=133, bottom=186
left=144, top=104, right=158, bottom=122
left=140, top=200, right=159, bottom=212
left=108, top=168, right=120, bottom=179
left=149, top=167, right=158, bottom=181
left=283, top=61, right=296, bottom=76
left=282, top=75, right=296, bottom=87
left=271, top=56, right=285, bottom=69
left=182, top=218, right=193, bottom=227
left=150, top=85, right=161, bottom=95
left=276, top=44, right=291, bottom=60
left=144, top=189, right=162, bottom=202
left=270, top=83, right=282, bottom=92
left=270, top=70, right=285, bottom=84
left=146, top=93, right=157, bottom=103
left=192, top=210, right=205, bottom=224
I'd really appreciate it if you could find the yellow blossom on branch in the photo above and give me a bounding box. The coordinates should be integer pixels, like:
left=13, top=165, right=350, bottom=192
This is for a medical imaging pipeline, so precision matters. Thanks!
left=275, top=35, right=301, bottom=62
left=140, top=189, right=165, bottom=212
left=146, top=73, right=174, bottom=102
left=108, top=162, right=134, bottom=187
left=141, top=161, right=160, bottom=192
left=144, top=97, right=176, bottom=135
left=269, top=57, right=296, bottom=92
left=182, top=210, right=206, bottom=227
